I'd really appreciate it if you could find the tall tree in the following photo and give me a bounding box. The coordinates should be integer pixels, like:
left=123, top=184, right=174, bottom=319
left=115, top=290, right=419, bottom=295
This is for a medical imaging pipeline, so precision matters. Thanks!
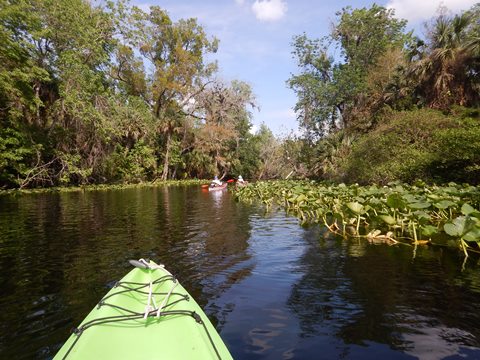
left=131, top=6, right=218, bottom=180
left=0, top=0, right=267, bottom=187
left=0, top=0, right=119, bottom=187
left=288, top=5, right=408, bottom=137
left=408, top=6, right=480, bottom=108
left=194, top=80, right=256, bottom=177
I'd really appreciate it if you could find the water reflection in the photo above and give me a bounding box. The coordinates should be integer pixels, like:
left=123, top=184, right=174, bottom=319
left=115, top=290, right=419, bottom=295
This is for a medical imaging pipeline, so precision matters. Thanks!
left=216, top=213, right=306, bottom=359
left=208, top=188, right=226, bottom=209
left=287, top=225, right=480, bottom=359
left=0, top=186, right=253, bottom=358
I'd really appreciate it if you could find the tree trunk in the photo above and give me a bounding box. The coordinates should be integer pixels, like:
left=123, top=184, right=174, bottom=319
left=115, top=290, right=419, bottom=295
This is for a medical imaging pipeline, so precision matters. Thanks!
left=161, top=132, right=171, bottom=180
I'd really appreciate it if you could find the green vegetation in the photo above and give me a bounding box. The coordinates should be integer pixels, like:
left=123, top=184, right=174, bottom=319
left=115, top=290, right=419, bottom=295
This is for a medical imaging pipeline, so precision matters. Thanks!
left=1, top=1, right=478, bottom=190
left=235, top=181, right=480, bottom=256
left=288, top=4, right=480, bottom=184
left=0, top=179, right=209, bottom=196
left=343, top=108, right=480, bottom=184
left=0, top=0, right=282, bottom=189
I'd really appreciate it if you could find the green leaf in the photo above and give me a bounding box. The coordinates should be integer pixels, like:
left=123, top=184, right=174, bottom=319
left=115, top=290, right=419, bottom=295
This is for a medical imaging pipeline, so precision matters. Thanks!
left=296, top=194, right=307, bottom=202
left=461, top=203, right=476, bottom=216
left=444, top=222, right=463, bottom=237
left=434, top=200, right=456, bottom=209
left=346, top=202, right=364, bottom=214
left=444, top=216, right=477, bottom=237
left=421, top=225, right=438, bottom=237
left=407, top=201, right=431, bottom=209
left=413, top=210, right=431, bottom=221
left=463, top=226, right=480, bottom=242
left=379, top=214, right=396, bottom=225
left=403, top=194, right=417, bottom=203
left=386, top=193, right=404, bottom=209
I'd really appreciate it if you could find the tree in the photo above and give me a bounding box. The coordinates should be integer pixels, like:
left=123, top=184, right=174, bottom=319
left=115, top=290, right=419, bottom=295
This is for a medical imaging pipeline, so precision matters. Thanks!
left=287, top=34, right=337, bottom=139
left=130, top=6, right=218, bottom=180
left=408, top=6, right=480, bottom=109
left=0, top=0, right=49, bottom=187
left=194, top=80, right=257, bottom=177
left=0, top=0, right=267, bottom=187
left=253, top=125, right=284, bottom=179
left=0, top=0, right=120, bottom=186
left=288, top=5, right=408, bottom=137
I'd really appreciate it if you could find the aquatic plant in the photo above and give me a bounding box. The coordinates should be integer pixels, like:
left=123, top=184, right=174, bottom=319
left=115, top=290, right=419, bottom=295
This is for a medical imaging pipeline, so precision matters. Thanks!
left=234, top=181, right=480, bottom=255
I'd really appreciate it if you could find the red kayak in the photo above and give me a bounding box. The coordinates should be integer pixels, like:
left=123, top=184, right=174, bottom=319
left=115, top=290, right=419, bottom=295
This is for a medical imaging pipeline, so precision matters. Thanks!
left=208, top=183, right=227, bottom=191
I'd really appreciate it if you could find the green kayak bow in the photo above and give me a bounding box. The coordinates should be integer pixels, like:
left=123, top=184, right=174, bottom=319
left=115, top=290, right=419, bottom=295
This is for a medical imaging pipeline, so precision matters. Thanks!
left=55, top=259, right=233, bottom=359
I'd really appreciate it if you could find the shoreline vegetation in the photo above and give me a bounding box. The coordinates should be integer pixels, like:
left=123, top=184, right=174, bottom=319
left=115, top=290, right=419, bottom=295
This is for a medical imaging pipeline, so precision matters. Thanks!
left=234, top=181, right=480, bottom=258
left=0, top=179, right=209, bottom=196
left=1, top=2, right=479, bottom=190
left=4, top=177, right=479, bottom=258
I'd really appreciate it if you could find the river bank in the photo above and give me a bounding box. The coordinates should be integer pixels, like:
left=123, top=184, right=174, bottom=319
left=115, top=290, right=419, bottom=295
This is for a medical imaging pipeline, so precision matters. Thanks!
left=0, top=179, right=210, bottom=196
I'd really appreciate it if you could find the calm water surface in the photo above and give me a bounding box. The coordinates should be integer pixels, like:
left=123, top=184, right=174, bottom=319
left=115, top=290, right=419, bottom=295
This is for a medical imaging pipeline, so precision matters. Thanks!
left=0, top=186, right=479, bottom=359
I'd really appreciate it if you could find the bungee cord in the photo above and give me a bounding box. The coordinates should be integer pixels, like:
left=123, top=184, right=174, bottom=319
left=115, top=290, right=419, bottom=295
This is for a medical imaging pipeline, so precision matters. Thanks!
left=61, top=260, right=222, bottom=360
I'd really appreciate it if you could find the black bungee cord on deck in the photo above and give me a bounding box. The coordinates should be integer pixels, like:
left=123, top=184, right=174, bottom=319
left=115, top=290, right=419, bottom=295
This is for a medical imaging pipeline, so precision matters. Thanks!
left=60, top=272, right=223, bottom=360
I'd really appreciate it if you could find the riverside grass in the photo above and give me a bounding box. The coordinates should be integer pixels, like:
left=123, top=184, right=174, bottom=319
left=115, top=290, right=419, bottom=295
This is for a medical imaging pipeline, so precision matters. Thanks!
left=234, top=180, right=480, bottom=256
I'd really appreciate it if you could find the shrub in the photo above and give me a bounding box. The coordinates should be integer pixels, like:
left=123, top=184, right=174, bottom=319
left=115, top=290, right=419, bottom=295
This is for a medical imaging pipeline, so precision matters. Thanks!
left=341, top=108, right=480, bottom=184
left=102, top=142, right=157, bottom=183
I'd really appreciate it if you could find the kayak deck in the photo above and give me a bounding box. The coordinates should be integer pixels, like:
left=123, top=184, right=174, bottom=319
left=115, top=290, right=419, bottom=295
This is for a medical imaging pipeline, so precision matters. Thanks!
left=55, top=260, right=232, bottom=359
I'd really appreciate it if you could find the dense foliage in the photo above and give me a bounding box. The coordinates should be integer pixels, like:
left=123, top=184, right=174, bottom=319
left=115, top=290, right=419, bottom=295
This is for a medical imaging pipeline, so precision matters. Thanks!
left=289, top=4, right=480, bottom=184
left=235, top=180, right=480, bottom=256
left=0, top=0, right=284, bottom=189
left=1, top=1, right=479, bottom=189
left=342, top=108, right=480, bottom=184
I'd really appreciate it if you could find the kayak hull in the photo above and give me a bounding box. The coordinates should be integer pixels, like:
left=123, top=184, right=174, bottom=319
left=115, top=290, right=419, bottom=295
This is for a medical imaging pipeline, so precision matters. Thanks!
left=54, top=260, right=232, bottom=360
left=208, top=183, right=227, bottom=191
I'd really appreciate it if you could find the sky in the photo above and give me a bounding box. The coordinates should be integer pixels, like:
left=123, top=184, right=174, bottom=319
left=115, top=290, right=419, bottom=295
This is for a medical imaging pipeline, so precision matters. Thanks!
left=132, top=0, right=478, bottom=135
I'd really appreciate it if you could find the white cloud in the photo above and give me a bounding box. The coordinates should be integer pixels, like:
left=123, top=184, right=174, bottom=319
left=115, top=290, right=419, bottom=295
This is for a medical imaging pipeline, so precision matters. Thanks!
left=235, top=0, right=245, bottom=5
left=252, top=0, right=287, bottom=22
left=386, top=0, right=478, bottom=23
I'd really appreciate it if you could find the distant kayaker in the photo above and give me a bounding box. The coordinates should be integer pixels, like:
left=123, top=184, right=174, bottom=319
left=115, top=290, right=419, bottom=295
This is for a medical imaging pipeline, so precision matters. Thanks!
left=211, top=175, right=223, bottom=187
left=236, top=175, right=248, bottom=188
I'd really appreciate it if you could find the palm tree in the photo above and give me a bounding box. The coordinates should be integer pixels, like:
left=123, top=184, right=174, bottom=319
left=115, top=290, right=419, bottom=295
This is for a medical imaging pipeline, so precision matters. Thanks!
left=312, top=131, right=355, bottom=180
left=410, top=9, right=479, bottom=109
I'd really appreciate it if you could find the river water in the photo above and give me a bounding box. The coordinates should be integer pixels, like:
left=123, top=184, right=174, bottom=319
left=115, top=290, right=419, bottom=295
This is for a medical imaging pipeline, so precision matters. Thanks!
left=0, top=185, right=479, bottom=359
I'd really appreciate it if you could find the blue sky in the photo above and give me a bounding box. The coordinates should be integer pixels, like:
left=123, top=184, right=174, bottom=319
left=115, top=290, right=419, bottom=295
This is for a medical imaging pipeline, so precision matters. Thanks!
left=133, top=0, right=478, bottom=135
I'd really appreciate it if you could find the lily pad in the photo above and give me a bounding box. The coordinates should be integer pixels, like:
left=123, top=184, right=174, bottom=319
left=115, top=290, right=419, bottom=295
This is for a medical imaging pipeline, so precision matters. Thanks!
left=379, top=214, right=396, bottom=225
left=421, top=225, right=438, bottom=237
left=463, top=226, right=480, bottom=242
left=407, top=201, right=431, bottom=210
left=461, top=203, right=476, bottom=215
left=346, top=202, right=364, bottom=215
left=444, top=216, right=477, bottom=237
left=434, top=200, right=456, bottom=210
left=386, top=194, right=404, bottom=209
